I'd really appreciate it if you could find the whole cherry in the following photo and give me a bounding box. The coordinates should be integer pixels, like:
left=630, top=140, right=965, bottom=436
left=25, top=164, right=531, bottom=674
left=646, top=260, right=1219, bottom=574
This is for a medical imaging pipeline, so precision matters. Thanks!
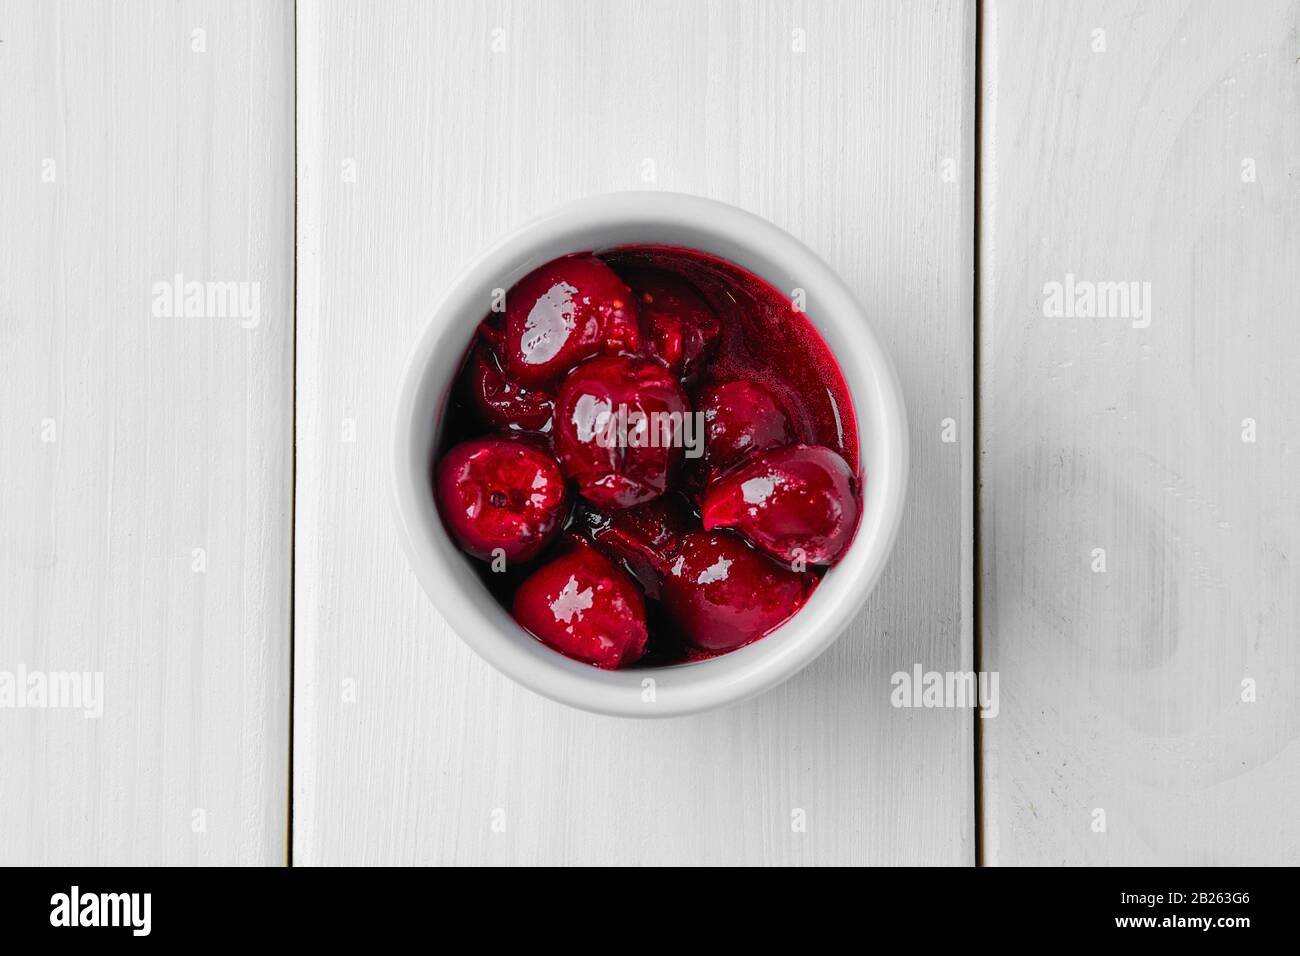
left=623, top=269, right=721, bottom=380
left=555, top=355, right=691, bottom=509
left=697, top=379, right=793, bottom=476
left=660, top=531, right=816, bottom=653
left=700, top=443, right=859, bottom=567
left=504, top=256, right=639, bottom=387
left=436, top=437, right=568, bottom=563
left=465, top=341, right=555, bottom=433
left=513, top=540, right=648, bottom=669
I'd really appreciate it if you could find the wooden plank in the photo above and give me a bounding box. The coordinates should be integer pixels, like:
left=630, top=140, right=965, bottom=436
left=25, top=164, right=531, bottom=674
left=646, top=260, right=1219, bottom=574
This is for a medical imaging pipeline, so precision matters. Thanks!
left=0, top=0, right=294, bottom=864
left=295, top=0, right=974, bottom=865
left=979, top=0, right=1300, bottom=864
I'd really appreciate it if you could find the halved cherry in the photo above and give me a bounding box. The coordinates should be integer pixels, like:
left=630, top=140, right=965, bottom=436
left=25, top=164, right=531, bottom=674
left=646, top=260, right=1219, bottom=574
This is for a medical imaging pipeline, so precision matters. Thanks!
left=504, top=256, right=639, bottom=387
left=512, top=540, right=648, bottom=669
left=661, top=531, right=816, bottom=653
left=554, top=355, right=691, bottom=509
left=436, top=437, right=568, bottom=563
left=700, top=444, right=859, bottom=567
left=466, top=340, right=554, bottom=433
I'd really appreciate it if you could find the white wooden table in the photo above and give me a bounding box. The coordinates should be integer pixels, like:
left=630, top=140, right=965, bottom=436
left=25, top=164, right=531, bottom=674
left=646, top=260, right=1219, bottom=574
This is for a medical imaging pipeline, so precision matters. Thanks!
left=980, top=0, right=1300, bottom=866
left=2, top=0, right=1295, bottom=866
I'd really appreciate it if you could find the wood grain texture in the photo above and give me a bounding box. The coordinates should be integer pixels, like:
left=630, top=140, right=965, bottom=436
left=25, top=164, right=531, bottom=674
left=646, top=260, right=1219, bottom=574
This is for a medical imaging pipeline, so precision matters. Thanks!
left=0, top=0, right=294, bottom=864
left=295, top=0, right=975, bottom=865
left=980, top=0, right=1300, bottom=864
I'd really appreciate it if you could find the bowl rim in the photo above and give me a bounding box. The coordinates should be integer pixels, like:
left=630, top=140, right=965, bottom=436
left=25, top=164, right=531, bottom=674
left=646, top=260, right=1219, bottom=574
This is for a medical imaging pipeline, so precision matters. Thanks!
left=390, top=191, right=908, bottom=717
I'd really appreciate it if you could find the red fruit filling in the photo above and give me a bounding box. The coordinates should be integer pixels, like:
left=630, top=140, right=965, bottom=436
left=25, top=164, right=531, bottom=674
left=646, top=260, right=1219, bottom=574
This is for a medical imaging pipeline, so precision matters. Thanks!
left=581, top=494, right=694, bottom=599
left=623, top=269, right=721, bottom=379
left=698, top=379, right=793, bottom=477
left=661, top=531, right=817, bottom=653
left=554, top=355, right=690, bottom=509
left=435, top=437, right=568, bottom=562
left=513, top=542, right=648, bottom=669
left=700, top=444, right=859, bottom=567
left=437, top=246, right=861, bottom=668
left=467, top=341, right=555, bottom=433
left=504, top=256, right=639, bottom=387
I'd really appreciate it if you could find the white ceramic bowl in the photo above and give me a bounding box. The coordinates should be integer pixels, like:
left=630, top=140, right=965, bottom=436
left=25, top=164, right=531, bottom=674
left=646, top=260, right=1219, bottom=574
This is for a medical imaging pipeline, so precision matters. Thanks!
left=392, top=192, right=907, bottom=717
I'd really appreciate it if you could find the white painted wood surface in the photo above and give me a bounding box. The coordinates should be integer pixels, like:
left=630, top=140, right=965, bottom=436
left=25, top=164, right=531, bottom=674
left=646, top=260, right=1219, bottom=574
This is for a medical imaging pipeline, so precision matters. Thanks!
left=295, top=0, right=974, bottom=865
left=979, top=0, right=1300, bottom=865
left=0, top=1, right=294, bottom=864
left=16, top=0, right=1289, bottom=869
